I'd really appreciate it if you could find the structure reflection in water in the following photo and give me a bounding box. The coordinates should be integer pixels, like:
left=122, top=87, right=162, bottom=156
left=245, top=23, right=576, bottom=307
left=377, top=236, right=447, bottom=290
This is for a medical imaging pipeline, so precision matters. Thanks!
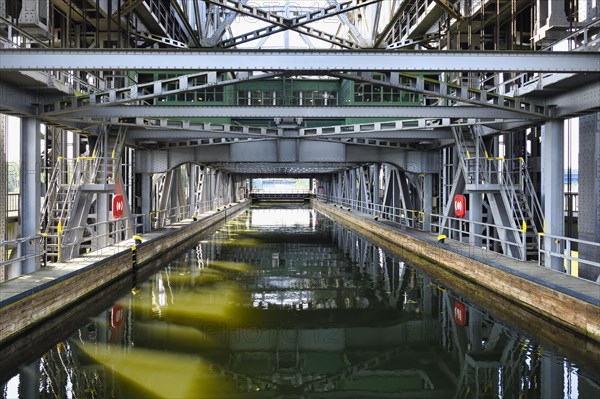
left=2, top=204, right=599, bottom=398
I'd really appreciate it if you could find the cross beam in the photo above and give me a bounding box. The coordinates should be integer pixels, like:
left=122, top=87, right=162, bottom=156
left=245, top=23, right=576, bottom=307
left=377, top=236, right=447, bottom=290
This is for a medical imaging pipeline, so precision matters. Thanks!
left=54, top=105, right=531, bottom=119
left=1, top=50, right=597, bottom=72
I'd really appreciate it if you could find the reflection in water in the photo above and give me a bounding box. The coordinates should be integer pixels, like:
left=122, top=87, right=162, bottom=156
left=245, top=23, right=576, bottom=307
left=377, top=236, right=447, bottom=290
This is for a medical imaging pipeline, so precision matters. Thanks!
left=2, top=204, right=599, bottom=398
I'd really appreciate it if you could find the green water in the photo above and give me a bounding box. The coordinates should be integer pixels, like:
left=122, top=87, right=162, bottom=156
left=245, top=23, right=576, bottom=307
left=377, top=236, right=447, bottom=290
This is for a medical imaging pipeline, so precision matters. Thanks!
left=2, top=205, right=599, bottom=398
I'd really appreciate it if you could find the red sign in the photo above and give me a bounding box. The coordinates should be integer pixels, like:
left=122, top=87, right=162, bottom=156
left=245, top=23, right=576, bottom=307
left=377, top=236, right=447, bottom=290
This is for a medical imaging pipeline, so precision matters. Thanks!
left=112, top=194, right=125, bottom=218
left=111, top=304, right=124, bottom=327
left=454, top=194, right=467, bottom=218
left=454, top=300, right=467, bottom=326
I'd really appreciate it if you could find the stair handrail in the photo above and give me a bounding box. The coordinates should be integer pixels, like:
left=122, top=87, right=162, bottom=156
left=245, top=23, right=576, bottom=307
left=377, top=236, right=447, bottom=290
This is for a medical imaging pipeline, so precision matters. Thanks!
left=40, top=157, right=64, bottom=234
left=55, top=159, right=85, bottom=228
left=110, top=126, right=128, bottom=183
left=522, top=161, right=545, bottom=232
left=500, top=160, right=526, bottom=223
left=498, top=160, right=528, bottom=260
left=451, top=125, right=470, bottom=177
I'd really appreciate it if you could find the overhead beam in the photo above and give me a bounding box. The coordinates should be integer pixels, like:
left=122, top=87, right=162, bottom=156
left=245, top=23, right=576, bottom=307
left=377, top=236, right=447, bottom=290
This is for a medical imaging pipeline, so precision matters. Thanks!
left=57, top=105, right=531, bottom=119
left=328, top=71, right=547, bottom=116
left=44, top=72, right=283, bottom=115
left=1, top=50, right=598, bottom=72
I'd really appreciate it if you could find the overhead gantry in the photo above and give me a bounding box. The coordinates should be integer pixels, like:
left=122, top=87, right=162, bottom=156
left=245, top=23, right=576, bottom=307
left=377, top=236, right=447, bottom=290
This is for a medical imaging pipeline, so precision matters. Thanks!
left=0, top=0, right=599, bottom=283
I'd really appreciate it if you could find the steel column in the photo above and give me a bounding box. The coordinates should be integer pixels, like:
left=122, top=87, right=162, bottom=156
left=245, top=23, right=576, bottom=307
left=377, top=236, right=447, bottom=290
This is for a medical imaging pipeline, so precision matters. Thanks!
left=189, top=164, right=197, bottom=216
left=373, top=163, right=380, bottom=210
left=577, top=113, right=600, bottom=281
left=0, top=115, right=6, bottom=280
left=141, top=173, right=152, bottom=233
left=423, top=173, right=433, bottom=231
left=20, top=118, right=41, bottom=274
left=542, top=119, right=565, bottom=271
left=469, top=193, right=483, bottom=246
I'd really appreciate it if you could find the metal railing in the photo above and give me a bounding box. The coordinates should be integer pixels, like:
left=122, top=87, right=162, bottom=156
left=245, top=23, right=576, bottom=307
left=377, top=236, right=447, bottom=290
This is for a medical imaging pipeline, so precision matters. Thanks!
left=431, top=213, right=528, bottom=261
left=53, top=197, right=240, bottom=263
left=58, top=214, right=141, bottom=261
left=318, top=193, right=532, bottom=261
left=564, top=192, right=578, bottom=213
left=6, top=193, right=19, bottom=218
left=317, top=194, right=424, bottom=230
left=0, top=235, right=45, bottom=269
left=538, top=233, right=600, bottom=284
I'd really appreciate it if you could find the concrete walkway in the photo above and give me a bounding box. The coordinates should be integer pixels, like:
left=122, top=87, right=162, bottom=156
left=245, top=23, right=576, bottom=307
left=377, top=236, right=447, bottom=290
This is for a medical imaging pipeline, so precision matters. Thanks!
left=326, top=201, right=600, bottom=307
left=0, top=205, right=241, bottom=310
left=313, top=199, right=600, bottom=343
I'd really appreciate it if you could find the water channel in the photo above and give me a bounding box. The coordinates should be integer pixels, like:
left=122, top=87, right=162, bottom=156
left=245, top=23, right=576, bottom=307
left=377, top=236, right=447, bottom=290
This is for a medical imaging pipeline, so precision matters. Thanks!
left=1, top=204, right=599, bottom=398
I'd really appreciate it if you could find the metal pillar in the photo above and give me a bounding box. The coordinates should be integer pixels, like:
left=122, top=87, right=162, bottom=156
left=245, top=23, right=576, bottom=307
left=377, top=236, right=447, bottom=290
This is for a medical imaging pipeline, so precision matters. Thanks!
left=578, top=113, right=600, bottom=281
left=423, top=173, right=433, bottom=231
left=372, top=163, right=380, bottom=212
left=350, top=169, right=357, bottom=206
left=20, top=117, right=40, bottom=274
left=541, top=120, right=564, bottom=271
left=189, top=164, right=197, bottom=216
left=0, top=115, right=6, bottom=281
left=469, top=192, right=483, bottom=246
left=141, top=173, right=152, bottom=232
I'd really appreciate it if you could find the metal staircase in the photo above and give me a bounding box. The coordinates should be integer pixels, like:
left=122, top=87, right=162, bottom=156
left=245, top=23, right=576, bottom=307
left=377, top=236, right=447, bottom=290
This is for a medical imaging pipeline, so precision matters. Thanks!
left=41, top=126, right=128, bottom=262
left=450, top=124, right=543, bottom=260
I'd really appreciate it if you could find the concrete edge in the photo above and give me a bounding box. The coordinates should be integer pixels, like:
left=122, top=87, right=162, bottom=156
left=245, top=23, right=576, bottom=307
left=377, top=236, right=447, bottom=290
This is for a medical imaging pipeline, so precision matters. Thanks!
left=0, top=201, right=251, bottom=344
left=312, top=199, right=600, bottom=342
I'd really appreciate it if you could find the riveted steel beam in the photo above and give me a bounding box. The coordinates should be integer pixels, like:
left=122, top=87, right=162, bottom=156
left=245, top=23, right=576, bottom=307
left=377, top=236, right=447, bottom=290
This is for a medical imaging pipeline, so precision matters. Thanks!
left=58, top=105, right=530, bottom=119
left=1, top=50, right=598, bottom=72
left=44, top=72, right=283, bottom=115
left=328, top=71, right=548, bottom=116
left=219, top=23, right=361, bottom=49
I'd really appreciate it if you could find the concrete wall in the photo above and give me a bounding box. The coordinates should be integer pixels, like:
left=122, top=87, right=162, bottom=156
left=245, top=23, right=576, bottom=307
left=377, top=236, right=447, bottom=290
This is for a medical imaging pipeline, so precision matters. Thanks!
left=0, top=201, right=250, bottom=345
left=312, top=200, right=600, bottom=344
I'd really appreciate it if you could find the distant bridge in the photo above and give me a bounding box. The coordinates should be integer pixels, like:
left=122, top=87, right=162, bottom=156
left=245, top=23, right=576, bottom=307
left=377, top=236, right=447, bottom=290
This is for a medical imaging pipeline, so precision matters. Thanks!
left=250, top=189, right=314, bottom=201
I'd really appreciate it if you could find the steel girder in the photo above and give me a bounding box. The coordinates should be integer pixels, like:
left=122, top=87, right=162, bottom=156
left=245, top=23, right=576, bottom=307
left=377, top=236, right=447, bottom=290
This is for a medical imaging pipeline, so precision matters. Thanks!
left=328, top=72, right=547, bottom=116
left=127, top=128, right=450, bottom=143
left=220, top=22, right=361, bottom=49
left=2, top=50, right=598, bottom=72
left=43, top=72, right=283, bottom=115
left=135, top=140, right=438, bottom=174
left=56, top=105, right=530, bottom=119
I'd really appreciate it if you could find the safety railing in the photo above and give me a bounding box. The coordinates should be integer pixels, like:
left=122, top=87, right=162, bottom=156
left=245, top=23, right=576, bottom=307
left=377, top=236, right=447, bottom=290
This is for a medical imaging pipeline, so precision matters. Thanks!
left=321, top=192, right=527, bottom=260
left=0, top=235, right=45, bottom=269
left=431, top=213, right=528, bottom=261
left=6, top=193, right=19, bottom=218
left=564, top=192, right=578, bottom=213
left=317, top=194, right=425, bottom=231
left=538, top=233, right=600, bottom=284
left=58, top=214, right=142, bottom=261
left=51, top=195, right=244, bottom=263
